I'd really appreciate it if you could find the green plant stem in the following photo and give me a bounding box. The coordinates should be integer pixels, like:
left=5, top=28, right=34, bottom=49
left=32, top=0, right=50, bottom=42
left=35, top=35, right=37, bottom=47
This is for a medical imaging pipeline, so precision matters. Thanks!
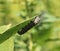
left=25, top=0, right=31, bottom=18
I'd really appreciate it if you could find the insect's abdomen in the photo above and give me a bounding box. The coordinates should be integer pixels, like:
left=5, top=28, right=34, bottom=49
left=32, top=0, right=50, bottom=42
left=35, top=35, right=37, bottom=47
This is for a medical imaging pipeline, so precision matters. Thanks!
left=18, top=21, right=36, bottom=35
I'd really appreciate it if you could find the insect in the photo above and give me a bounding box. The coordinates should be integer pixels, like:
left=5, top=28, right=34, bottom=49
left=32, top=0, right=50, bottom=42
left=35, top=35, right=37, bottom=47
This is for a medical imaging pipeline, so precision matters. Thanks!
left=17, top=12, right=45, bottom=35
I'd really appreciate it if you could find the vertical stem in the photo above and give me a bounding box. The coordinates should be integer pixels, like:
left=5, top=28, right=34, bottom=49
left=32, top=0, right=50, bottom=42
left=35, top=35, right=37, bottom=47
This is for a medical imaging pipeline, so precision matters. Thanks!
left=46, top=0, right=53, bottom=14
left=25, top=0, right=33, bottom=51
left=25, top=0, right=31, bottom=18
left=28, top=34, right=33, bottom=51
left=46, top=0, right=51, bottom=12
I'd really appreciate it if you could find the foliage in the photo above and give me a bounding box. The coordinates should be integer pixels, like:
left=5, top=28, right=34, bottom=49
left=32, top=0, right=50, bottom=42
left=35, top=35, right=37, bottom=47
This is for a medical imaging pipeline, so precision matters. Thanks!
left=0, top=0, right=60, bottom=51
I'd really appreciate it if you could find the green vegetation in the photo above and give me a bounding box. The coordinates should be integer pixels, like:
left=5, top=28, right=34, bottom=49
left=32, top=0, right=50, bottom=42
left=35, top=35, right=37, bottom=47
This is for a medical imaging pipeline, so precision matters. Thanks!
left=0, top=0, right=60, bottom=51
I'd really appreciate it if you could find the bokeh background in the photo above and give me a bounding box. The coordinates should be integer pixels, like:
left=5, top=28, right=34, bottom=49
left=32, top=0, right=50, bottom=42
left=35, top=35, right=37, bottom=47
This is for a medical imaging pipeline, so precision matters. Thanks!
left=0, top=0, right=60, bottom=51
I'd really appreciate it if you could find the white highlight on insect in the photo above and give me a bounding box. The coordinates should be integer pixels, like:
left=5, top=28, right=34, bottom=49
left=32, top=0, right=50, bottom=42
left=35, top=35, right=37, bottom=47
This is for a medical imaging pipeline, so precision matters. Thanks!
left=34, top=16, right=40, bottom=24
left=34, top=11, right=45, bottom=24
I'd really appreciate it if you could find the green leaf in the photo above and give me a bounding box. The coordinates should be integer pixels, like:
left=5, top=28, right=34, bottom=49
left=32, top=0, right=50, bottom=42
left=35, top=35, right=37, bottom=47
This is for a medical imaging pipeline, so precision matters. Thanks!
left=0, top=24, right=14, bottom=51
left=0, top=24, right=11, bottom=34
left=0, top=17, right=34, bottom=44
left=0, top=36, right=14, bottom=51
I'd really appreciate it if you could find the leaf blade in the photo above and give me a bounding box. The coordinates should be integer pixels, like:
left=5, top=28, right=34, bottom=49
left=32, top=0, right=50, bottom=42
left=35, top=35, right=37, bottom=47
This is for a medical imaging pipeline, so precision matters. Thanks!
left=0, top=17, right=34, bottom=44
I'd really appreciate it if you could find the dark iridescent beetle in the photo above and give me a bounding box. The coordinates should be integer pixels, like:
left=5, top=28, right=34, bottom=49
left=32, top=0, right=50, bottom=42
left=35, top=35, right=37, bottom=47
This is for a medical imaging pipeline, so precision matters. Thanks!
left=18, top=12, right=45, bottom=35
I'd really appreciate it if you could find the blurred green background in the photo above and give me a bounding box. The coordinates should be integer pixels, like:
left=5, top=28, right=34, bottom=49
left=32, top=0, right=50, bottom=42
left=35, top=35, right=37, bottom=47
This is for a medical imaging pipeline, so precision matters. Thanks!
left=0, top=0, right=60, bottom=51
